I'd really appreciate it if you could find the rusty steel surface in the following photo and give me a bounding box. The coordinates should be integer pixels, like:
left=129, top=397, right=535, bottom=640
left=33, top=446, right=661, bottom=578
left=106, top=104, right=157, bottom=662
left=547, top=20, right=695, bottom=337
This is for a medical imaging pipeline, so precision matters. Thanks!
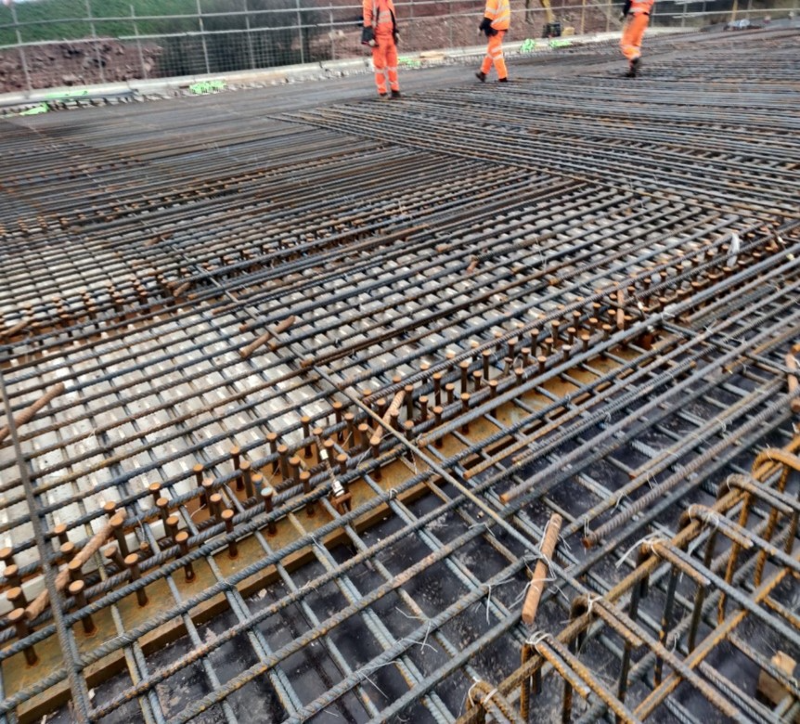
left=1, top=26, right=800, bottom=724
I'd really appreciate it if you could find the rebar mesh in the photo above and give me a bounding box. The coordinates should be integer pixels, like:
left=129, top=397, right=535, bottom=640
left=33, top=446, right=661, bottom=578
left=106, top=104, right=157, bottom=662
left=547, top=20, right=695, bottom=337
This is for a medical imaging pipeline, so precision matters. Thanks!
left=0, top=25, right=799, bottom=724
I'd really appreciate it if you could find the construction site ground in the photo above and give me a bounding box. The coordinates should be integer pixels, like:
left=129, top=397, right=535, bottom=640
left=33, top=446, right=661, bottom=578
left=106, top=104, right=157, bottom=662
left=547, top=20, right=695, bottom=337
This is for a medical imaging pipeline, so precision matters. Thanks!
left=1, top=25, right=800, bottom=724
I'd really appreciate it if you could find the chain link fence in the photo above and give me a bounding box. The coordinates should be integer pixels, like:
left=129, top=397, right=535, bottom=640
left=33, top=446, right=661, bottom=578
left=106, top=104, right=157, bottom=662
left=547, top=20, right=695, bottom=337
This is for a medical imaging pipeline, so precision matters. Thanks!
left=0, top=0, right=796, bottom=93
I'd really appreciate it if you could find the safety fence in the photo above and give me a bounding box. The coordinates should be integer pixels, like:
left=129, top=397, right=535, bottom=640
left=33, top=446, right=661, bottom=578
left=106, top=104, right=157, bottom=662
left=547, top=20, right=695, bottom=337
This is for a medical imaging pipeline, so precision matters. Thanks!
left=0, top=0, right=794, bottom=93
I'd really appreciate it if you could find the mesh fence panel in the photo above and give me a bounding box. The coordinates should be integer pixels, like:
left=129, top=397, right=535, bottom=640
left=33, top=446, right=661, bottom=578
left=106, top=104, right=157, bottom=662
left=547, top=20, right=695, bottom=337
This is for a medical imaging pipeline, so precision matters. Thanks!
left=158, top=35, right=210, bottom=78
left=0, top=0, right=792, bottom=92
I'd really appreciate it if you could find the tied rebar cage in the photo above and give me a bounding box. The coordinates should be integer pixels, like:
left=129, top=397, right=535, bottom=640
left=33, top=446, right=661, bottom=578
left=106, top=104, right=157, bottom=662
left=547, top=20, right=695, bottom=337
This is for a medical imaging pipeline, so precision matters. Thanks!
left=1, top=25, right=800, bottom=724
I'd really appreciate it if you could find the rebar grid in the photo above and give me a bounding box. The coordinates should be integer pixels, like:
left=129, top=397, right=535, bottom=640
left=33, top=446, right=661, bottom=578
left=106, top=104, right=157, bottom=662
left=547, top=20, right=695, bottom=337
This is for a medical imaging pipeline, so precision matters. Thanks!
left=1, top=27, right=799, bottom=724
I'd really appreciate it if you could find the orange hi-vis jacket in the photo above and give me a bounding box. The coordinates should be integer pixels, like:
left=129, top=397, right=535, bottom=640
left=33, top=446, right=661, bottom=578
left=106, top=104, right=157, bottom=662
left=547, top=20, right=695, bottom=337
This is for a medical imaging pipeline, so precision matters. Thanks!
left=363, top=0, right=397, bottom=36
left=484, top=0, right=511, bottom=30
left=626, top=0, right=654, bottom=14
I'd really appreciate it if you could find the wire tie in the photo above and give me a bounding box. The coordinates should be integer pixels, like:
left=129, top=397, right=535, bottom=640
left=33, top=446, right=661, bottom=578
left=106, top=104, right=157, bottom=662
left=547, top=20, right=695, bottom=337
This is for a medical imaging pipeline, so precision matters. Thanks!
left=526, top=631, right=551, bottom=647
left=585, top=593, right=602, bottom=617
left=615, top=533, right=666, bottom=569
left=467, top=680, right=481, bottom=708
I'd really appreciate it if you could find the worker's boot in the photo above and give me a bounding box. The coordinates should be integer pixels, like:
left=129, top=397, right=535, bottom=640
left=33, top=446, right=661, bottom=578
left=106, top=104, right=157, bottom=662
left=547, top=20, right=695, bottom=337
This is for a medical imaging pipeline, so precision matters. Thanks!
left=498, top=77, right=509, bottom=83
left=625, top=57, right=640, bottom=77
left=391, top=89, right=401, bottom=99
left=476, top=71, right=487, bottom=82
left=378, top=92, right=389, bottom=100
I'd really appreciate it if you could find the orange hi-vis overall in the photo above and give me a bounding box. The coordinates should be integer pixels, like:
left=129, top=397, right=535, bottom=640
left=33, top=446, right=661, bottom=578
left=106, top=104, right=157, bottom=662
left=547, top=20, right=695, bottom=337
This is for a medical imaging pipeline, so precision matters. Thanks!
left=480, top=0, right=511, bottom=79
left=363, top=0, right=399, bottom=95
left=620, top=0, right=654, bottom=61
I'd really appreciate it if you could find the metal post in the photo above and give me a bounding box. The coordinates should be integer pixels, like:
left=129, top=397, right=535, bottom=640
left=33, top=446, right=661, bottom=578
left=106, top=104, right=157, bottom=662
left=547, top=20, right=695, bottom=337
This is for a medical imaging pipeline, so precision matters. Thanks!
left=409, top=0, right=415, bottom=51
left=85, top=0, right=105, bottom=84
left=9, top=2, right=32, bottom=93
left=580, top=0, right=586, bottom=35
left=131, top=5, right=148, bottom=80
left=606, top=0, right=612, bottom=32
left=449, top=0, right=454, bottom=48
left=296, top=0, right=305, bottom=65
left=197, top=0, right=211, bottom=75
left=244, top=0, right=256, bottom=69
left=329, top=7, right=335, bottom=61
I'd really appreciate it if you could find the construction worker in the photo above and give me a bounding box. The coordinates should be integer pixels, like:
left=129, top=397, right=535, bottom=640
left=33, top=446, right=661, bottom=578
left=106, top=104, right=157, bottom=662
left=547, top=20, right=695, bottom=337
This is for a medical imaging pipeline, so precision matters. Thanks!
left=620, top=0, right=654, bottom=77
left=476, top=0, right=511, bottom=83
left=362, top=0, right=401, bottom=99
